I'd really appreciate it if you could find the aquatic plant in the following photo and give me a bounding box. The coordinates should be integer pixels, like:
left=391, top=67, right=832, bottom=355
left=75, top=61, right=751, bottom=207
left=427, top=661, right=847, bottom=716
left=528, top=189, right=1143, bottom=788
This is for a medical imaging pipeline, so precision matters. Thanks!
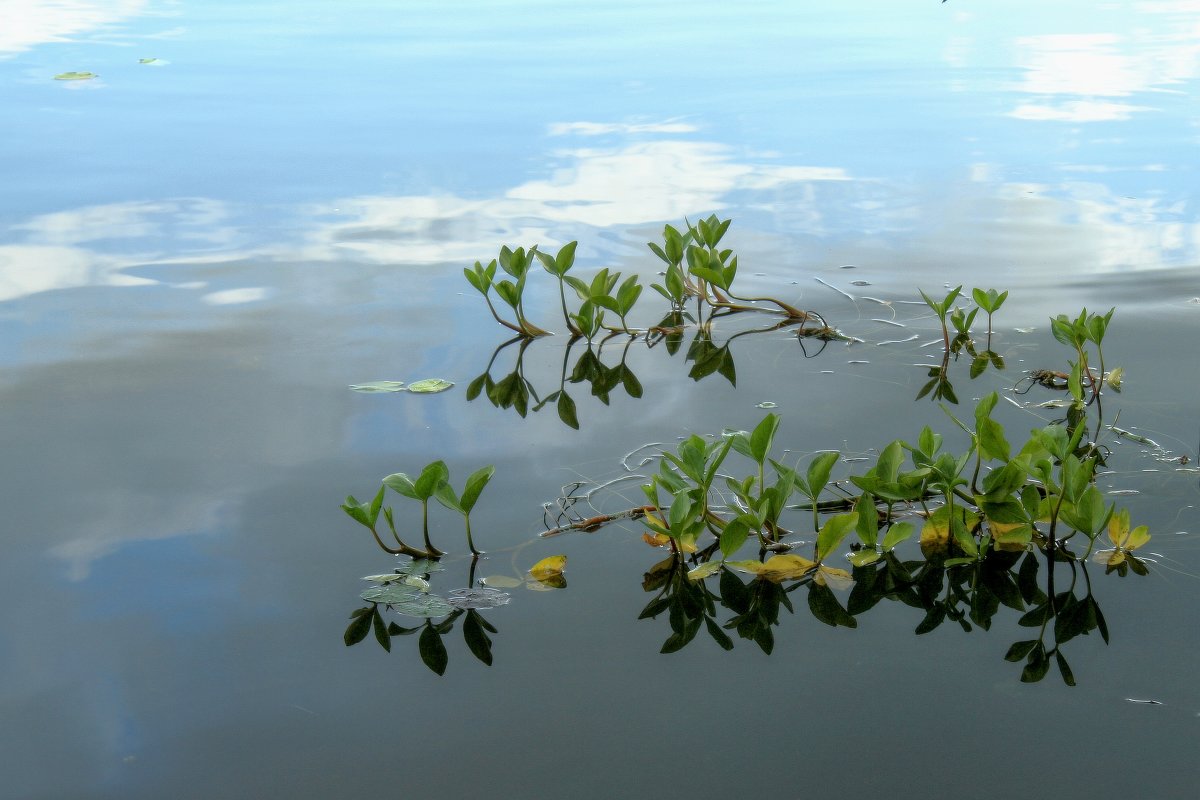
left=346, top=220, right=1155, bottom=684
left=341, top=461, right=496, bottom=558
left=465, top=215, right=829, bottom=341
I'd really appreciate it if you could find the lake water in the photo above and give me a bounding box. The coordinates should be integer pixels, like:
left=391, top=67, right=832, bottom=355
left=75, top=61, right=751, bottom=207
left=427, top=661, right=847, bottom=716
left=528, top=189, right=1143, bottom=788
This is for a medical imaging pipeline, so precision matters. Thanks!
left=3, top=2, right=1199, bottom=798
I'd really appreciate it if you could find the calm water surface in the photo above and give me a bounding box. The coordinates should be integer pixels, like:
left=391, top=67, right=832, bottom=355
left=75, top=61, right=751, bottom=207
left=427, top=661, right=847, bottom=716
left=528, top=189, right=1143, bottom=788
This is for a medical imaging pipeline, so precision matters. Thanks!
left=2, top=2, right=1199, bottom=798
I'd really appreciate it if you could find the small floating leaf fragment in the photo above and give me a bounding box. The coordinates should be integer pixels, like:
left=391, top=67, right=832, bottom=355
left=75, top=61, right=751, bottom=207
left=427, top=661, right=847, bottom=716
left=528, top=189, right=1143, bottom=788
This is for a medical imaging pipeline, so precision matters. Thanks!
left=408, top=378, right=454, bottom=393
left=850, top=280, right=871, bottom=286
left=349, top=381, right=406, bottom=393
left=756, top=401, right=777, bottom=409
left=139, top=58, right=162, bottom=64
left=54, top=71, right=97, bottom=81
left=1105, top=366, right=1124, bottom=392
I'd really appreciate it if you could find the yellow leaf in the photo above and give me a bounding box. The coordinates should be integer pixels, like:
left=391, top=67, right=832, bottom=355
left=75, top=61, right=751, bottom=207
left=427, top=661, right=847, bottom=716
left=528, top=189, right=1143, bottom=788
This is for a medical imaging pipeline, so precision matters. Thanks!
left=643, top=532, right=671, bottom=548
left=1125, top=525, right=1150, bottom=551
left=759, top=554, right=817, bottom=582
left=725, top=559, right=768, bottom=576
left=815, top=564, right=854, bottom=590
left=919, top=517, right=950, bottom=554
left=529, top=555, right=567, bottom=581
left=524, top=578, right=563, bottom=591
left=990, top=521, right=1033, bottom=552
left=642, top=555, right=678, bottom=591
left=1107, top=508, right=1131, bottom=549
left=1107, top=550, right=1126, bottom=567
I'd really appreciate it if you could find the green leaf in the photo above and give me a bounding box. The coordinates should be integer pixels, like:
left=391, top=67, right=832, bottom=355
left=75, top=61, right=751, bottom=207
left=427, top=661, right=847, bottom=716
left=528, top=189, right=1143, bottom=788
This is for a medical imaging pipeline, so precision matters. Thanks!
left=447, top=588, right=510, bottom=610
left=854, top=494, right=879, bottom=547
left=54, top=71, right=97, bottom=80
left=805, top=451, right=840, bottom=499
left=349, top=381, right=407, bottom=393
left=749, top=414, right=780, bottom=464
left=344, top=609, right=373, bottom=645
left=808, top=583, right=857, bottom=628
left=557, top=391, right=579, bottom=429
left=372, top=607, right=392, bottom=651
left=881, top=521, right=916, bottom=551
left=1055, top=651, right=1076, bottom=686
left=459, top=466, right=495, bottom=513
left=408, top=378, right=454, bottom=394
left=383, top=472, right=418, bottom=499
left=704, top=616, right=734, bottom=650
left=413, top=461, right=450, bottom=499
left=719, top=518, right=750, bottom=558
left=687, top=561, right=723, bottom=581
left=462, top=611, right=494, bottom=666
left=817, top=513, right=859, bottom=562
left=848, top=550, right=881, bottom=567
left=419, top=625, right=449, bottom=675
left=1004, top=639, right=1039, bottom=662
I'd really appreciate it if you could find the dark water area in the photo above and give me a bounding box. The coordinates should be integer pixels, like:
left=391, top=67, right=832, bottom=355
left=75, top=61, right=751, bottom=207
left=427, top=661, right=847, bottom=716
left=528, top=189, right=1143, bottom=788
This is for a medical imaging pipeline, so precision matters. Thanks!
left=2, top=2, right=1198, bottom=798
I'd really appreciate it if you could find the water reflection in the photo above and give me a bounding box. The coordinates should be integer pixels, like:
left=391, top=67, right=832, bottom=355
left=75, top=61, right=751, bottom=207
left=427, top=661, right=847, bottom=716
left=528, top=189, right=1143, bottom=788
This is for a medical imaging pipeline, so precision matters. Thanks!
left=0, top=0, right=152, bottom=57
left=345, top=534, right=1146, bottom=685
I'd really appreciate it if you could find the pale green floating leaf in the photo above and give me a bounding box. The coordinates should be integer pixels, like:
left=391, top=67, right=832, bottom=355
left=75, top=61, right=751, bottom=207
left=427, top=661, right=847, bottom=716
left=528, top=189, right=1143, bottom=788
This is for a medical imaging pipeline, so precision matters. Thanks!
left=407, top=378, right=454, bottom=394
left=54, top=72, right=97, bottom=81
left=848, top=550, right=881, bottom=567
left=755, top=402, right=778, bottom=409
left=139, top=58, right=161, bottom=64
left=447, top=588, right=511, bottom=609
left=360, top=585, right=453, bottom=617
left=349, top=381, right=407, bottom=393
left=686, top=561, right=723, bottom=581
left=480, top=575, right=524, bottom=589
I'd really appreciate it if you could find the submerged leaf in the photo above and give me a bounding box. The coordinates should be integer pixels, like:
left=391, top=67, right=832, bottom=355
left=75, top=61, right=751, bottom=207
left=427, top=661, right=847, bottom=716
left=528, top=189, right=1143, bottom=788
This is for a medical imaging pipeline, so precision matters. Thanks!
left=361, top=574, right=430, bottom=591
left=408, top=378, right=454, bottom=394
left=349, top=381, right=407, bottom=393
left=360, top=585, right=453, bottom=618
left=446, top=587, right=511, bottom=609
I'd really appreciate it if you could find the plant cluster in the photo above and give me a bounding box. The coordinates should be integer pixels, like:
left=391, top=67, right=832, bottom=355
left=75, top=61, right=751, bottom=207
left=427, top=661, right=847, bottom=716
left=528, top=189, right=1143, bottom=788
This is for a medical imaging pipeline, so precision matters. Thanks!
left=463, top=216, right=829, bottom=342
left=341, top=461, right=495, bottom=557
left=343, top=219, right=1152, bottom=685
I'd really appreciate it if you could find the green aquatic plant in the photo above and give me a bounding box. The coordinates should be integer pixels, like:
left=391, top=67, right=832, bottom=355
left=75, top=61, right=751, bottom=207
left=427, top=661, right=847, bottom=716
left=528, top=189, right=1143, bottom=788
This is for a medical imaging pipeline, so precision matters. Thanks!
left=350, top=228, right=1160, bottom=683
left=435, top=465, right=496, bottom=555
left=466, top=216, right=828, bottom=340
left=342, top=460, right=496, bottom=558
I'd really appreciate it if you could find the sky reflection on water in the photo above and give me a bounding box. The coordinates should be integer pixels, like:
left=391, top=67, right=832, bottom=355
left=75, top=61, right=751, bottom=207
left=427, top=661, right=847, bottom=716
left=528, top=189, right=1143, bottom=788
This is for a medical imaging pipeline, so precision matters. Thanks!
left=2, top=2, right=1199, bottom=799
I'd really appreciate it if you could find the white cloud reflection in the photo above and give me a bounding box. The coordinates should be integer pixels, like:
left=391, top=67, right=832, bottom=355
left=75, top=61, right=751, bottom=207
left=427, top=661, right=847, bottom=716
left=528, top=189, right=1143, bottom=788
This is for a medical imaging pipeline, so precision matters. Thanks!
left=1009, top=16, right=1200, bottom=122
left=0, top=0, right=150, bottom=57
left=300, top=137, right=851, bottom=264
left=0, top=198, right=237, bottom=301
